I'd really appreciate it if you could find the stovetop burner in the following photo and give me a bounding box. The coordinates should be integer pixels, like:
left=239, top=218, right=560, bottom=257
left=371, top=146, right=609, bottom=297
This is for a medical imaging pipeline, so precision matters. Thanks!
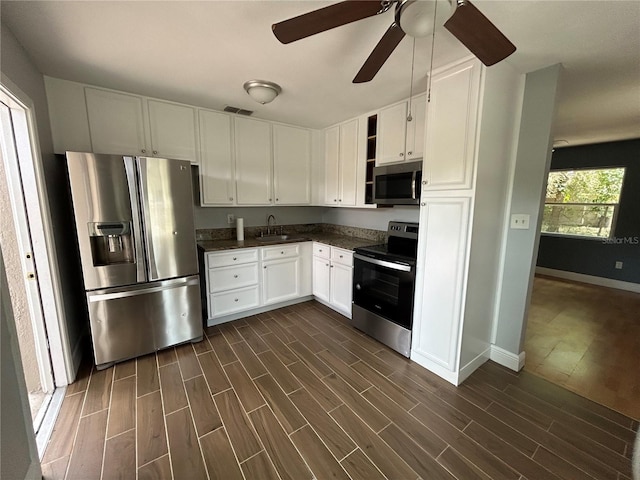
left=354, top=221, right=419, bottom=264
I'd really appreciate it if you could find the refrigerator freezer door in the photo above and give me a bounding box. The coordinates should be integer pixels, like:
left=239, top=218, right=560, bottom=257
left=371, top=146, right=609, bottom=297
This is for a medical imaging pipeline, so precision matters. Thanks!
left=87, top=275, right=203, bottom=368
left=66, top=152, right=146, bottom=289
left=137, top=156, right=198, bottom=281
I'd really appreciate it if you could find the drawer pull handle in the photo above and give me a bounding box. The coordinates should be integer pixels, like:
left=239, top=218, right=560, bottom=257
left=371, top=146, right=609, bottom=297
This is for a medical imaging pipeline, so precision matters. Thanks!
left=339, top=255, right=343, bottom=258
left=281, top=251, right=284, bottom=254
left=234, top=275, right=238, bottom=278
left=234, top=298, right=239, bottom=302
left=233, top=257, right=237, bottom=261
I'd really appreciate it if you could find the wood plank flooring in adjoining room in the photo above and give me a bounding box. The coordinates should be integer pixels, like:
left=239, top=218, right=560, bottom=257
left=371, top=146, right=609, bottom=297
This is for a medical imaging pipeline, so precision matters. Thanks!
left=41, top=300, right=637, bottom=480
left=526, top=275, right=640, bottom=419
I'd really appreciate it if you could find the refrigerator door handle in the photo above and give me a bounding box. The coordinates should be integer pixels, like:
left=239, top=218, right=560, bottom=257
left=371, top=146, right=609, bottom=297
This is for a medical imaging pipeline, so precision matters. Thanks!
left=124, top=156, right=147, bottom=283
left=135, top=156, right=159, bottom=279
left=88, top=276, right=200, bottom=302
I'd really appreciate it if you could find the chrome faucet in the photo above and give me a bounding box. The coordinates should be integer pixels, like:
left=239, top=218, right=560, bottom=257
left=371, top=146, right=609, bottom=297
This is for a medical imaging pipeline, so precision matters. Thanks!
left=267, top=214, right=276, bottom=235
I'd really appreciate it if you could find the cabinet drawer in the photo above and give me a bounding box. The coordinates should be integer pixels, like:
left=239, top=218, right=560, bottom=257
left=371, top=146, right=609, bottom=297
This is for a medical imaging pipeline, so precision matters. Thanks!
left=209, top=286, right=260, bottom=318
left=206, top=249, right=259, bottom=268
left=331, top=248, right=353, bottom=267
left=207, top=263, right=258, bottom=293
left=261, top=244, right=299, bottom=261
left=313, top=243, right=330, bottom=259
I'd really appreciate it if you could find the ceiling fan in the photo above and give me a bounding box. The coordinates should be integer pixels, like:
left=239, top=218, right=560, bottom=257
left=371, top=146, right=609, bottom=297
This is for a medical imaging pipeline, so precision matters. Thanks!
left=272, top=0, right=516, bottom=83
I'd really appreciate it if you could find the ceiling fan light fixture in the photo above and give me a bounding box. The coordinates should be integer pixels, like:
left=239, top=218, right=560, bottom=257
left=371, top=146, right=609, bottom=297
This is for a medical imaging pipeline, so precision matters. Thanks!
left=398, top=0, right=435, bottom=38
left=243, top=80, right=282, bottom=104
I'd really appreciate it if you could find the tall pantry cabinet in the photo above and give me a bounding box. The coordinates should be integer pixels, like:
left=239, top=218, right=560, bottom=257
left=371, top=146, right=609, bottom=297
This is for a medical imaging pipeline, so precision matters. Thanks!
left=411, top=57, right=525, bottom=385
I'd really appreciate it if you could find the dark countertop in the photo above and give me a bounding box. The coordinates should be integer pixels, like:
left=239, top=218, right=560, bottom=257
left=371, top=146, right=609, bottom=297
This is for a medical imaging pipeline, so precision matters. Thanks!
left=198, top=233, right=381, bottom=253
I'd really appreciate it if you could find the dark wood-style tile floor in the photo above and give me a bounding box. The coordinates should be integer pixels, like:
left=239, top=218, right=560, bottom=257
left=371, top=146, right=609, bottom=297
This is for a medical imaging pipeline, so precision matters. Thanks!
left=41, top=301, right=637, bottom=480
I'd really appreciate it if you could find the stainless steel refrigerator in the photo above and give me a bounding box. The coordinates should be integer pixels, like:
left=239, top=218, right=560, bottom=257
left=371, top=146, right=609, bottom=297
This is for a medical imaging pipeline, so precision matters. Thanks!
left=66, top=152, right=202, bottom=369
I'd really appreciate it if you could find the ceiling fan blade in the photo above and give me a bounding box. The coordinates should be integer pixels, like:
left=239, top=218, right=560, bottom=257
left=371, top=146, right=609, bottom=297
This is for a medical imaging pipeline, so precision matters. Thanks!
left=353, top=23, right=406, bottom=83
left=272, top=1, right=385, bottom=44
left=444, top=0, right=516, bottom=66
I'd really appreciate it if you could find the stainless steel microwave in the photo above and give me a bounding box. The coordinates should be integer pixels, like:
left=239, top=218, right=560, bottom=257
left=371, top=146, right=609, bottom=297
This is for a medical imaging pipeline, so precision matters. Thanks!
left=373, top=160, right=422, bottom=205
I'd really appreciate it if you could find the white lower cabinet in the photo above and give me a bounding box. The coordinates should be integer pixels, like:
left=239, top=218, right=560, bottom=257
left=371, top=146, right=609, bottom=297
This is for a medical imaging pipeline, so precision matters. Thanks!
left=261, top=245, right=300, bottom=305
left=312, top=242, right=353, bottom=318
left=204, top=243, right=311, bottom=324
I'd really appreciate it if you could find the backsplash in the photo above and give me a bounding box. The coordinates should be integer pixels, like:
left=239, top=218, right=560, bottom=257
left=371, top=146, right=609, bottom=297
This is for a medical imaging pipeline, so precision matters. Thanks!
left=196, top=223, right=386, bottom=243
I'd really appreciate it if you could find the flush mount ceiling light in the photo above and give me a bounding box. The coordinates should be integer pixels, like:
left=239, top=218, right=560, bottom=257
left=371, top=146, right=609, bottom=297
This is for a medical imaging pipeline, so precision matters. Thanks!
left=243, top=80, right=282, bottom=104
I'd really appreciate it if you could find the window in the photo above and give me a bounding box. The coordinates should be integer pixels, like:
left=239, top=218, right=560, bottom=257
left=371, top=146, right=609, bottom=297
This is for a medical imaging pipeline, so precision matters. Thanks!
left=541, top=167, right=625, bottom=238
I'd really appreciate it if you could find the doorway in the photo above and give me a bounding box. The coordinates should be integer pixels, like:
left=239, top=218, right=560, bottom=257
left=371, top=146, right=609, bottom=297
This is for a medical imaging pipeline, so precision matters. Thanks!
left=0, top=84, right=68, bottom=454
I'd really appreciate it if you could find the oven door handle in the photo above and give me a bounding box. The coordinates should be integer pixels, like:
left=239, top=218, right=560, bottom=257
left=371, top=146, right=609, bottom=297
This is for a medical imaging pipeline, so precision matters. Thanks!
left=354, top=254, right=412, bottom=272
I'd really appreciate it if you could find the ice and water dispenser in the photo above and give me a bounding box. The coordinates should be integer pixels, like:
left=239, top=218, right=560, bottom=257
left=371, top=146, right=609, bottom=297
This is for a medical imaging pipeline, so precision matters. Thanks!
left=88, top=222, right=135, bottom=266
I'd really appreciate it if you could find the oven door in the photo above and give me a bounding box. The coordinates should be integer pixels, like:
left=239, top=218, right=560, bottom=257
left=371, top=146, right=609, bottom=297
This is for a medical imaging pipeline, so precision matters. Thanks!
left=352, top=254, right=415, bottom=329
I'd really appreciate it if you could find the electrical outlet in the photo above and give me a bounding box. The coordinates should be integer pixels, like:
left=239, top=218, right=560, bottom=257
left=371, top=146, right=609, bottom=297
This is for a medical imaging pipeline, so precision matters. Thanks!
left=510, top=214, right=530, bottom=230
left=615, top=261, right=623, bottom=269
left=227, top=214, right=235, bottom=224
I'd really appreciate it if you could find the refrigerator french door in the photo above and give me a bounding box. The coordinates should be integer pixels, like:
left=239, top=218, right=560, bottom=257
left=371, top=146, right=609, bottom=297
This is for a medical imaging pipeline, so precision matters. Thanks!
left=67, top=152, right=202, bottom=368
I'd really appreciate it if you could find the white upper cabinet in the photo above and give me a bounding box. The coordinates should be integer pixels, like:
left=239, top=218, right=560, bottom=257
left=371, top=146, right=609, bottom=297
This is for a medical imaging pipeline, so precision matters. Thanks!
left=324, top=119, right=358, bottom=206
left=324, top=125, right=340, bottom=205
left=273, top=124, right=311, bottom=205
left=44, top=76, right=92, bottom=153
left=84, top=87, right=199, bottom=164
left=406, top=94, right=426, bottom=162
left=377, top=102, right=407, bottom=165
left=423, top=60, right=480, bottom=190
left=199, top=110, right=235, bottom=206
left=147, top=99, right=198, bottom=162
left=339, top=119, right=358, bottom=206
left=85, top=88, right=147, bottom=156
left=377, top=94, right=426, bottom=165
left=234, top=117, right=272, bottom=205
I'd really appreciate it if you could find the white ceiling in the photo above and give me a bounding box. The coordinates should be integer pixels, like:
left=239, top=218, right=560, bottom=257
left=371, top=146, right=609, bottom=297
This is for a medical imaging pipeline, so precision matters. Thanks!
left=2, top=1, right=639, bottom=146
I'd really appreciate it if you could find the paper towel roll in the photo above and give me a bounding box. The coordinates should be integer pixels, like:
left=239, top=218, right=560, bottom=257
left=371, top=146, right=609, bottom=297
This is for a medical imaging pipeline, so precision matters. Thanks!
left=236, top=218, right=244, bottom=241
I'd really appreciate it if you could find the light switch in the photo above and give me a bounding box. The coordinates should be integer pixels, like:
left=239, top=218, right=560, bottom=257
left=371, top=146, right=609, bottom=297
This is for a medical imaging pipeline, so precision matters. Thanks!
left=510, top=214, right=530, bottom=230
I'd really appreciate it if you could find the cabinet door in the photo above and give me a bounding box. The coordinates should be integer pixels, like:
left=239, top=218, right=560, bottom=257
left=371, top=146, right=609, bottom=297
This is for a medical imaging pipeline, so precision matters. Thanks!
left=406, top=94, right=426, bottom=161
left=199, top=110, right=235, bottom=205
left=147, top=100, right=198, bottom=163
left=339, top=119, right=358, bottom=206
left=423, top=60, right=480, bottom=190
left=262, top=258, right=300, bottom=305
left=312, top=255, right=331, bottom=303
left=377, top=102, right=407, bottom=165
left=235, top=117, right=272, bottom=205
left=412, top=197, right=470, bottom=371
left=324, top=126, right=340, bottom=205
left=273, top=124, right=311, bottom=205
left=330, top=262, right=353, bottom=318
left=85, top=88, right=147, bottom=155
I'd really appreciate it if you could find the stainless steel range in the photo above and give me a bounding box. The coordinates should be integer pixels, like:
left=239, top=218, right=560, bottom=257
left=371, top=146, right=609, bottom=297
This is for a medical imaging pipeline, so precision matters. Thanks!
left=351, top=221, right=418, bottom=357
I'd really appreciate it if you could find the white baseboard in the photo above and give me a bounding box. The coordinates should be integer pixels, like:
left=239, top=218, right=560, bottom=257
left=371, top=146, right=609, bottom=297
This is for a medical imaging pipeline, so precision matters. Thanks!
left=536, top=267, right=640, bottom=293
left=490, top=345, right=525, bottom=372
left=458, top=348, right=491, bottom=384
left=410, top=350, right=460, bottom=386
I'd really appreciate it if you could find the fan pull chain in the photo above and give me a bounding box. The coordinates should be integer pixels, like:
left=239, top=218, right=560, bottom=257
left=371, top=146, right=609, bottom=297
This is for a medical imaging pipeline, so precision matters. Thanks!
left=427, top=0, right=438, bottom=103
left=407, top=37, right=416, bottom=122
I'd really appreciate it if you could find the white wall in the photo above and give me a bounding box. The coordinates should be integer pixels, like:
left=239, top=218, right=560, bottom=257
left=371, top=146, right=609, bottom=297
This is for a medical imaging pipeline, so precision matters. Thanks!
left=459, top=61, right=525, bottom=371
left=1, top=21, right=86, bottom=383
left=1, top=251, right=42, bottom=480
left=322, top=206, right=420, bottom=231
left=493, top=64, right=562, bottom=357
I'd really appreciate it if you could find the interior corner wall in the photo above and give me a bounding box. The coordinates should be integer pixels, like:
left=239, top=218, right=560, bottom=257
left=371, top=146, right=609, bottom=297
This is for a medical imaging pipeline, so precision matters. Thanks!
left=1, top=21, right=86, bottom=383
left=493, top=64, right=563, bottom=358
left=1, top=251, right=42, bottom=480
left=536, top=138, right=640, bottom=283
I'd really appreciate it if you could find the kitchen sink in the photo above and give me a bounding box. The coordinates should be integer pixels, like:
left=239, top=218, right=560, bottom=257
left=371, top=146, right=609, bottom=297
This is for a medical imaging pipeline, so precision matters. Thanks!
left=255, top=234, right=302, bottom=243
